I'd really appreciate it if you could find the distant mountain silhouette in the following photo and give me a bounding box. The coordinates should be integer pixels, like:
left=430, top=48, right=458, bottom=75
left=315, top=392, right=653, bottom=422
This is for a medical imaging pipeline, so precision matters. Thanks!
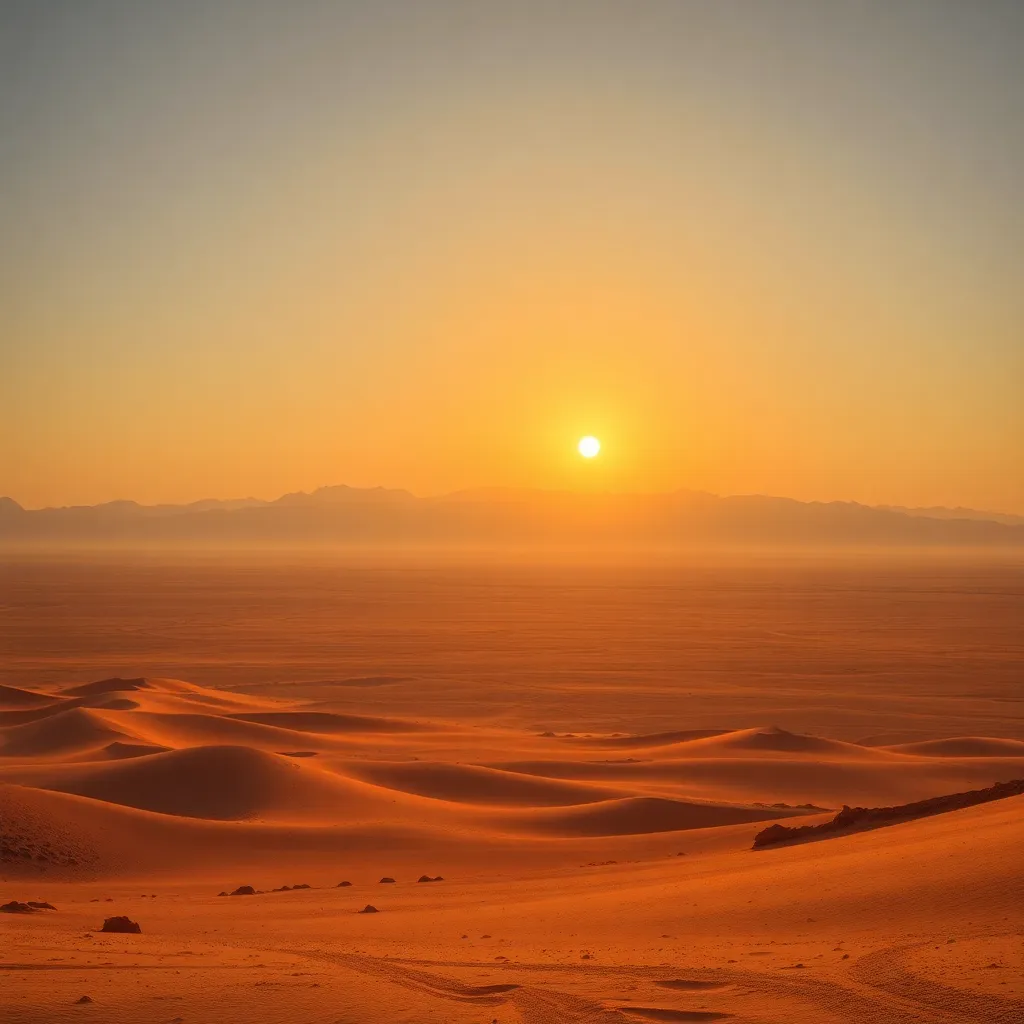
left=1, top=486, right=1021, bottom=548
left=879, top=504, right=1024, bottom=528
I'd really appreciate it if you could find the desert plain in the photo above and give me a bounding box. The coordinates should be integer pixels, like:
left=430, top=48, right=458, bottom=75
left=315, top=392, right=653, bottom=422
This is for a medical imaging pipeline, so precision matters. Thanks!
left=2, top=552, right=1022, bottom=1023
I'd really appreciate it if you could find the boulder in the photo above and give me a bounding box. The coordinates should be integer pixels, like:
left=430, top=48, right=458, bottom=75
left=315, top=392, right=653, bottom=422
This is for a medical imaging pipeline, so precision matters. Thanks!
left=101, top=916, right=141, bottom=934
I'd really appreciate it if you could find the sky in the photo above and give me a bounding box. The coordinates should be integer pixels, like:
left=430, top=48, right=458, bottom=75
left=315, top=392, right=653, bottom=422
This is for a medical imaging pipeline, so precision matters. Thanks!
left=2, top=0, right=1022, bottom=512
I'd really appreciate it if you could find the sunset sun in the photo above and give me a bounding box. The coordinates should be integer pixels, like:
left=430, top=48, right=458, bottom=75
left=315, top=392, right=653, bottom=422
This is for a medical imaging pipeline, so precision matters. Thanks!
left=577, top=436, right=601, bottom=458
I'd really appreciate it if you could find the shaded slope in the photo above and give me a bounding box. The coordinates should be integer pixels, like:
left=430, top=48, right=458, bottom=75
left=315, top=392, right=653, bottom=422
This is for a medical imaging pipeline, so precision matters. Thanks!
left=0, top=684, right=55, bottom=709
left=0, top=707, right=133, bottom=758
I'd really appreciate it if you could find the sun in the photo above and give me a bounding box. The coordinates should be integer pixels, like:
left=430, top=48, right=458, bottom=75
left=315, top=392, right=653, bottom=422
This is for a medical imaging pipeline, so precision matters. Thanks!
left=577, top=435, right=601, bottom=458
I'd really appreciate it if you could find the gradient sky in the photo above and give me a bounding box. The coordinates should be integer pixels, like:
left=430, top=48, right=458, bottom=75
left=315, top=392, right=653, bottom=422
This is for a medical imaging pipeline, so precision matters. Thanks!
left=2, top=1, right=1022, bottom=511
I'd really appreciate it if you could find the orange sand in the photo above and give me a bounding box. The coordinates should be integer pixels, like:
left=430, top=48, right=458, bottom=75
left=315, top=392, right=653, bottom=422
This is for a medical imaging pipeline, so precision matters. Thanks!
left=2, top=556, right=1022, bottom=1022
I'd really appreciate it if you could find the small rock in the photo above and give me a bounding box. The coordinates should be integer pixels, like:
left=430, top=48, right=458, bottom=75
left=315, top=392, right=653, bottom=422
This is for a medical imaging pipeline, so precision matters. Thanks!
left=75, top=995, right=93, bottom=1004
left=337, top=881, right=352, bottom=887
left=100, top=916, right=141, bottom=934
left=27, top=901, right=56, bottom=910
left=358, top=905, right=379, bottom=914
left=229, top=885, right=256, bottom=897
left=378, top=877, right=396, bottom=884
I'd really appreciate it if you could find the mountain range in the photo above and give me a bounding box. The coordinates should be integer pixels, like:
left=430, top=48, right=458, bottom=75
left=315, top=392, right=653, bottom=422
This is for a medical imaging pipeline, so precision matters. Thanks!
left=1, top=486, right=1022, bottom=548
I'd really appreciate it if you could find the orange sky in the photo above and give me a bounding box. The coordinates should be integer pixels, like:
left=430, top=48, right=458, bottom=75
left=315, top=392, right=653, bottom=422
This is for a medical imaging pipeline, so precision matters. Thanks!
left=2, top=3, right=1022, bottom=512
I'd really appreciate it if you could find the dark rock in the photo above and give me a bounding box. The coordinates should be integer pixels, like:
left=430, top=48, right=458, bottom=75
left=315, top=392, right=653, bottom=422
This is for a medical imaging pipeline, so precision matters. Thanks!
left=27, top=901, right=56, bottom=910
left=75, top=995, right=93, bottom=1004
left=228, top=885, right=256, bottom=896
left=337, top=880, right=352, bottom=887
left=291, top=883, right=311, bottom=889
left=101, top=916, right=141, bottom=934
left=417, top=875, right=444, bottom=882
left=378, top=877, right=396, bottom=884
left=1, top=901, right=38, bottom=914
left=358, top=905, right=379, bottom=914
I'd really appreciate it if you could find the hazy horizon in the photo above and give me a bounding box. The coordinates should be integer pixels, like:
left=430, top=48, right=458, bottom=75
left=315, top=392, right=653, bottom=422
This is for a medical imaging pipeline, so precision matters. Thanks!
left=5, top=480, right=1024, bottom=520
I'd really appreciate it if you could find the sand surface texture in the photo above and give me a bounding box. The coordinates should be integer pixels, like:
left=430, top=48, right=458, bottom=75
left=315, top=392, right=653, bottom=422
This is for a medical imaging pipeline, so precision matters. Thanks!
left=2, top=556, right=1022, bottom=1022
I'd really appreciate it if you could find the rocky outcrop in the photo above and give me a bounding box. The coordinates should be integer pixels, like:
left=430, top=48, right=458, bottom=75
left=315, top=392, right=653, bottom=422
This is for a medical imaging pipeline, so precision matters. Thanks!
left=753, top=778, right=1024, bottom=849
left=1, top=901, right=37, bottom=913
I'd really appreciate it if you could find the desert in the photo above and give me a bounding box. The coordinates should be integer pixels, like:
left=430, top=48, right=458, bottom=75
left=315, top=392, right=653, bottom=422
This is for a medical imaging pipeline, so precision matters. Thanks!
left=4, top=3, right=1023, bottom=1020
left=2, top=553, right=1022, bottom=1023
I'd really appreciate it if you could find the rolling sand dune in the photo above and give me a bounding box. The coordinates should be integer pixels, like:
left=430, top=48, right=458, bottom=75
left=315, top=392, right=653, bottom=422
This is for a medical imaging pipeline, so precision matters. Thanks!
left=885, top=736, right=1024, bottom=757
left=0, top=707, right=133, bottom=758
left=227, top=710, right=434, bottom=733
left=489, top=795, right=813, bottom=837
left=0, top=684, right=55, bottom=709
left=0, top=744, right=443, bottom=822
left=621, top=726, right=910, bottom=760
left=341, top=759, right=622, bottom=806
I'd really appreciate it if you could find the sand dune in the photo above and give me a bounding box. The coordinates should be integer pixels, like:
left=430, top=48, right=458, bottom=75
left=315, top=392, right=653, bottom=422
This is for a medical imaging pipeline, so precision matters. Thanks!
left=340, top=759, right=621, bottom=806
left=228, top=710, right=434, bottom=733
left=0, top=706, right=132, bottom=758
left=886, top=736, right=1024, bottom=757
left=660, top=726, right=906, bottom=759
left=0, top=744, right=443, bottom=822
left=580, top=729, right=731, bottom=748
left=490, top=795, right=812, bottom=837
left=0, top=683, right=55, bottom=708
left=4, top=662, right=1023, bottom=1024
left=57, top=676, right=164, bottom=697
left=108, top=709, right=358, bottom=752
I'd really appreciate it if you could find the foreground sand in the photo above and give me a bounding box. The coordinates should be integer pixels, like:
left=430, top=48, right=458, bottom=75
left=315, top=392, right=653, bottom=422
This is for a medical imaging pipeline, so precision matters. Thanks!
left=3, top=669, right=1023, bottom=1024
